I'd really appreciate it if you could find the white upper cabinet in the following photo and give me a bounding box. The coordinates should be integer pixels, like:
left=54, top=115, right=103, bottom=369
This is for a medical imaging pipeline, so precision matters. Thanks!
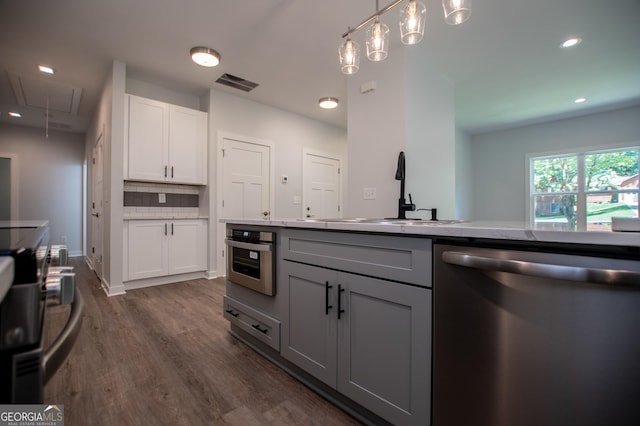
left=125, top=94, right=207, bottom=185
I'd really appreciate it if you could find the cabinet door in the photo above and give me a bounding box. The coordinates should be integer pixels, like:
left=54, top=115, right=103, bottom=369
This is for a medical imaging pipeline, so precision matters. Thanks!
left=168, top=220, right=206, bottom=275
left=127, top=95, right=168, bottom=182
left=128, top=221, right=168, bottom=280
left=338, top=273, right=431, bottom=426
left=280, top=261, right=338, bottom=387
left=169, top=106, right=206, bottom=184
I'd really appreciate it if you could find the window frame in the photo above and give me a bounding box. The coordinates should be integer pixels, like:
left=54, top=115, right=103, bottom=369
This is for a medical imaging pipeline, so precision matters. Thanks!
left=526, top=144, right=640, bottom=231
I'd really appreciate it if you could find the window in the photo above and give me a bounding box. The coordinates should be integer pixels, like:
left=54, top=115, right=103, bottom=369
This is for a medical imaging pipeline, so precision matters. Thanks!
left=530, top=147, right=639, bottom=230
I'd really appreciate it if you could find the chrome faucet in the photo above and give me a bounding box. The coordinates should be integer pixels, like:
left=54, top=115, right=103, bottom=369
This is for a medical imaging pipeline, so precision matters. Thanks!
left=395, top=151, right=416, bottom=219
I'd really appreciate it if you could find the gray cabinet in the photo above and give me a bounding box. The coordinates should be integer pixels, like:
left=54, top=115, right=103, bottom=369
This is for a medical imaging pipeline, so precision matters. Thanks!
left=223, top=295, right=280, bottom=351
left=280, top=229, right=431, bottom=426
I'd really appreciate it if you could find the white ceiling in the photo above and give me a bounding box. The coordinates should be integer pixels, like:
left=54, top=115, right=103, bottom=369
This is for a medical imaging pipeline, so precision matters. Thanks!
left=0, top=0, right=639, bottom=135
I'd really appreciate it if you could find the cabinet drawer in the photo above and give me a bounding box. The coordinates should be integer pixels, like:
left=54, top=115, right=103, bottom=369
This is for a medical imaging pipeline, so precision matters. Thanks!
left=281, top=229, right=432, bottom=287
left=223, top=295, right=280, bottom=351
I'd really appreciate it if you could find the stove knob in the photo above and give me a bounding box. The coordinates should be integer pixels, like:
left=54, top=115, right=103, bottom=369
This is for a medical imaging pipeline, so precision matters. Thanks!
left=45, top=271, right=75, bottom=305
left=5, top=327, right=25, bottom=347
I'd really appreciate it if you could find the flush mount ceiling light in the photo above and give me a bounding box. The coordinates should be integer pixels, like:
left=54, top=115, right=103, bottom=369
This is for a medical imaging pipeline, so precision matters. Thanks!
left=8, top=111, right=22, bottom=118
left=318, top=97, right=339, bottom=109
left=340, top=0, right=471, bottom=74
left=190, top=46, right=221, bottom=67
left=574, top=97, right=587, bottom=103
left=561, top=37, right=582, bottom=48
left=37, top=64, right=55, bottom=75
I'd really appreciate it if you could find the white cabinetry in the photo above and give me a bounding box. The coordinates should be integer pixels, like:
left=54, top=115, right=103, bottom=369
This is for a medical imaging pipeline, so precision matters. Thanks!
left=125, top=94, right=207, bottom=185
left=126, top=219, right=206, bottom=281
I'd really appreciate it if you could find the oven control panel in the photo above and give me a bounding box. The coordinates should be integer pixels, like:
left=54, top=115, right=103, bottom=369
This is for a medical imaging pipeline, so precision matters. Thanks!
left=229, top=229, right=273, bottom=243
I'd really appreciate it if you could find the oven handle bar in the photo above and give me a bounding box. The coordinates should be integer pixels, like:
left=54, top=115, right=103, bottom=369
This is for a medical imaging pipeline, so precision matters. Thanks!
left=442, top=251, right=640, bottom=287
left=225, top=239, right=273, bottom=252
left=43, top=288, right=84, bottom=384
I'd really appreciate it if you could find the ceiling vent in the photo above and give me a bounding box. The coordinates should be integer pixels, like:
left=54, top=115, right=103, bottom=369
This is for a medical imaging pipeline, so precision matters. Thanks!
left=215, top=73, right=259, bottom=92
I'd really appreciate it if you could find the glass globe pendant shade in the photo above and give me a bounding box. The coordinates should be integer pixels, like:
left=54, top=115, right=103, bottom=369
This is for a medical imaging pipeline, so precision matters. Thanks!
left=399, top=0, right=427, bottom=45
left=442, top=0, right=471, bottom=25
left=365, top=19, right=389, bottom=61
left=339, top=38, right=360, bottom=75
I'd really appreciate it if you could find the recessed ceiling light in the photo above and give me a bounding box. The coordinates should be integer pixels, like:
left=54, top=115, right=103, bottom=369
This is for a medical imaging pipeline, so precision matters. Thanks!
left=8, top=111, right=22, bottom=118
left=318, top=97, right=339, bottom=109
left=37, top=64, right=55, bottom=74
left=574, top=97, right=587, bottom=103
left=190, top=46, right=221, bottom=67
left=561, top=37, right=582, bottom=48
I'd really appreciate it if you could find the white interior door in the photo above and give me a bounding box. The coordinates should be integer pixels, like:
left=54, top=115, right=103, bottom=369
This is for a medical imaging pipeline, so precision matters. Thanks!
left=303, top=150, right=341, bottom=219
left=91, top=134, right=104, bottom=280
left=218, top=134, right=273, bottom=275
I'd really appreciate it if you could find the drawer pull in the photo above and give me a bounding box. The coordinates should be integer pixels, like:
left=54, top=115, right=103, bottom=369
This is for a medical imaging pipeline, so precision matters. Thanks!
left=225, top=309, right=239, bottom=318
left=252, top=324, right=268, bottom=334
left=338, top=284, right=345, bottom=320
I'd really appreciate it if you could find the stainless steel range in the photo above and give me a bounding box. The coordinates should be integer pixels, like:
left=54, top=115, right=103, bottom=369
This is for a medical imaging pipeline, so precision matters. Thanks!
left=0, top=221, right=84, bottom=403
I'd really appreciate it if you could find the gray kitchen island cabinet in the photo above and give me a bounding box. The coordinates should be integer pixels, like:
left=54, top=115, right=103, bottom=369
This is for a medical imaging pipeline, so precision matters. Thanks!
left=279, top=229, right=432, bottom=426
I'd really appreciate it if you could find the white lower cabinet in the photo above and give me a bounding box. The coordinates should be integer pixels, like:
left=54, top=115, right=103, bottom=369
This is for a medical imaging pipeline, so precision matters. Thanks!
left=280, top=260, right=431, bottom=426
left=126, top=219, right=206, bottom=281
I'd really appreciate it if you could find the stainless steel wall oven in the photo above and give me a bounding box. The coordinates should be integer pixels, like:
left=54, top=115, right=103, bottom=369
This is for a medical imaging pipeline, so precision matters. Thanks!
left=225, top=228, right=275, bottom=296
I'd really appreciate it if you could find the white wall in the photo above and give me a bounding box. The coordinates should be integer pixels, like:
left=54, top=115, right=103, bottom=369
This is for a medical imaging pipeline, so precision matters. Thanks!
left=346, top=45, right=460, bottom=220
left=0, top=123, right=85, bottom=255
left=208, top=90, right=347, bottom=219
left=126, top=77, right=204, bottom=110
left=405, top=48, right=457, bottom=219
left=347, top=51, right=407, bottom=218
left=207, top=89, right=348, bottom=273
left=455, top=127, right=473, bottom=220
left=84, top=60, right=126, bottom=294
left=471, top=105, right=640, bottom=220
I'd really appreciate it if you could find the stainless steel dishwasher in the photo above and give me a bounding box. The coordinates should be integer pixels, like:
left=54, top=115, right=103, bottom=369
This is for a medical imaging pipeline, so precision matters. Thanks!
left=433, top=243, right=640, bottom=426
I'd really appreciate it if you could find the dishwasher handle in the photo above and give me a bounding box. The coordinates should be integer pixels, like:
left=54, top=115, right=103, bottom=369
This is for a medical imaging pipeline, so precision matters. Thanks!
left=442, top=251, right=640, bottom=287
left=225, top=239, right=272, bottom=252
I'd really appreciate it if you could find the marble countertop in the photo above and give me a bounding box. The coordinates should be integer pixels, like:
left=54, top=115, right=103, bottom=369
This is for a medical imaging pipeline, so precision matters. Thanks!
left=220, top=218, right=640, bottom=248
left=0, top=220, right=49, bottom=228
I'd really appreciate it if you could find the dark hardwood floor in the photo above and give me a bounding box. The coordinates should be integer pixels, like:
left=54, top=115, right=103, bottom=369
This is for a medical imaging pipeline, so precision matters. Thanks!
left=44, top=258, right=360, bottom=426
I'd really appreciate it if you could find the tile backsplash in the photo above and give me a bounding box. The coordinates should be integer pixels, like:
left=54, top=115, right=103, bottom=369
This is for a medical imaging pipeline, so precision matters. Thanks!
left=123, top=181, right=201, bottom=217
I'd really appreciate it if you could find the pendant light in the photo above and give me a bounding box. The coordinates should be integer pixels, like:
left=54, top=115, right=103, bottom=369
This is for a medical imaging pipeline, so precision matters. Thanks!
left=399, top=0, right=426, bottom=45
left=339, top=0, right=471, bottom=74
left=366, top=18, right=390, bottom=61
left=339, top=37, right=360, bottom=75
left=442, top=0, right=471, bottom=25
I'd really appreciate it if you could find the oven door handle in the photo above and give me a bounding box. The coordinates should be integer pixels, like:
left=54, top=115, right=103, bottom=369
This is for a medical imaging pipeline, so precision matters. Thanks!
left=225, top=239, right=273, bottom=252
left=43, top=288, right=84, bottom=384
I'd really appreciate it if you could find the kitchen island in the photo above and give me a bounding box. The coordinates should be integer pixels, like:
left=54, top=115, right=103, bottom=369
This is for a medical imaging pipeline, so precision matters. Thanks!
left=221, top=218, right=640, bottom=426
